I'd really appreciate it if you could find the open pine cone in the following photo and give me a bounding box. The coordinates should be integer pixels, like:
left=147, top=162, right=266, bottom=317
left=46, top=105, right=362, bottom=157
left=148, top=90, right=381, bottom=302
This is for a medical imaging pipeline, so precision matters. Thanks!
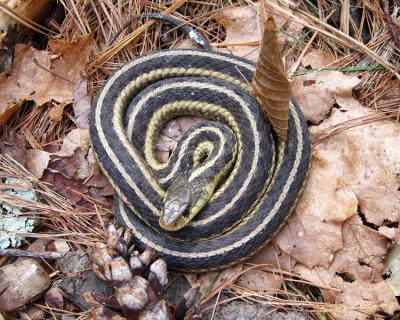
left=84, top=224, right=201, bottom=320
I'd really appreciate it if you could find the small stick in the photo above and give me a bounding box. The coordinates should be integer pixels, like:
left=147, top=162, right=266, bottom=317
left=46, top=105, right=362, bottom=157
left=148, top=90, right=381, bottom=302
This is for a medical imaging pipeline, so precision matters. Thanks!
left=33, top=58, right=75, bottom=85
left=0, top=248, right=67, bottom=260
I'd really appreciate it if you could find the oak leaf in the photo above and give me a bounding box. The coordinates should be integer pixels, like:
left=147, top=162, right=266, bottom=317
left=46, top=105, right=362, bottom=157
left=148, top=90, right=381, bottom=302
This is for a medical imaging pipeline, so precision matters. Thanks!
left=0, top=33, right=93, bottom=125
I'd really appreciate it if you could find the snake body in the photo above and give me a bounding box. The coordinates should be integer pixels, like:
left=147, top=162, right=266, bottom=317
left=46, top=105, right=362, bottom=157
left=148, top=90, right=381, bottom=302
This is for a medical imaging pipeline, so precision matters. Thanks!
left=89, top=49, right=311, bottom=272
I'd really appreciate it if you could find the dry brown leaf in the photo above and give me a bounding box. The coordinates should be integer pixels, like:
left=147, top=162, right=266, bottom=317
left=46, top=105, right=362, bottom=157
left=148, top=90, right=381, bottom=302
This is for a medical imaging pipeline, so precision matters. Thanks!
left=247, top=243, right=297, bottom=272
left=85, top=173, right=114, bottom=198
left=50, top=128, right=92, bottom=180
left=42, top=171, right=88, bottom=205
left=292, top=70, right=361, bottom=124
left=50, top=148, right=91, bottom=180
left=55, top=128, right=90, bottom=158
left=0, top=44, right=50, bottom=107
left=48, top=103, right=65, bottom=123
left=0, top=34, right=93, bottom=125
left=295, top=262, right=399, bottom=319
left=327, top=215, right=387, bottom=282
left=48, top=33, right=93, bottom=84
left=251, top=17, right=291, bottom=140
left=310, top=103, right=400, bottom=226
left=185, top=264, right=243, bottom=295
left=40, top=128, right=112, bottom=203
left=0, top=101, right=23, bottom=127
left=0, top=0, right=55, bottom=35
left=0, top=133, right=27, bottom=166
left=379, top=226, right=400, bottom=243
left=155, top=117, right=204, bottom=163
left=212, top=4, right=303, bottom=63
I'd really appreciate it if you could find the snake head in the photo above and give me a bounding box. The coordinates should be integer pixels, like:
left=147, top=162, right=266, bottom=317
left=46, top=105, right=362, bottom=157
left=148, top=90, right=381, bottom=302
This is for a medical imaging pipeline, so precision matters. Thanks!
left=160, top=176, right=192, bottom=231
left=160, top=174, right=215, bottom=231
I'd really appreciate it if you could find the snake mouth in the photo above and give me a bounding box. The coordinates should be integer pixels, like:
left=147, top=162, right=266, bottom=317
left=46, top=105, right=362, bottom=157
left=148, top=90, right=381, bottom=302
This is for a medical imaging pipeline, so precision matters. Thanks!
left=159, top=209, right=191, bottom=231
left=162, top=199, right=188, bottom=223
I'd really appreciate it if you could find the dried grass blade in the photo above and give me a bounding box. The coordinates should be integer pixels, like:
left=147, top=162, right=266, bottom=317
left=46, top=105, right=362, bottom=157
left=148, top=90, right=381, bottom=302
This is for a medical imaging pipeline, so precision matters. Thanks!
left=0, top=2, right=56, bottom=36
left=264, top=1, right=400, bottom=80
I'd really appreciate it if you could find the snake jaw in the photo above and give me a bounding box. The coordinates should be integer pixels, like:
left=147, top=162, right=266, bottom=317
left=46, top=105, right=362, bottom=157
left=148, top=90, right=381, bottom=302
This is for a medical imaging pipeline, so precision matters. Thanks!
left=162, top=197, right=189, bottom=225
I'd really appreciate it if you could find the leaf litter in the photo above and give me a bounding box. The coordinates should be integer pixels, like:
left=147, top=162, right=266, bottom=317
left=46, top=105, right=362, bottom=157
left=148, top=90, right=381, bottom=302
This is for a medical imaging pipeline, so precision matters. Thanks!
left=0, top=0, right=399, bottom=319
left=0, top=34, right=93, bottom=125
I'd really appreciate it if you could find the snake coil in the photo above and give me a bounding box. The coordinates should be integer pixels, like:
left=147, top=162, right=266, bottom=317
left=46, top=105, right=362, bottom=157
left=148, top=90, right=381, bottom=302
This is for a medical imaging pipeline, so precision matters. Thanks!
left=90, top=49, right=311, bottom=272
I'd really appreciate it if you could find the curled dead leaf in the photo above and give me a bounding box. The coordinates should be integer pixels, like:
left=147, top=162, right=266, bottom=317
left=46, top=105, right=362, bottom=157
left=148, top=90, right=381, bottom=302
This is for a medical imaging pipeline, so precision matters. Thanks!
left=251, top=17, right=291, bottom=140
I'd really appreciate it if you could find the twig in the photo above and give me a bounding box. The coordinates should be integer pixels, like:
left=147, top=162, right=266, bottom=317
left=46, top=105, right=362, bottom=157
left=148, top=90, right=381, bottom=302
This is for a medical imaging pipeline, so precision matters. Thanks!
left=289, top=10, right=336, bottom=74
left=312, top=111, right=396, bottom=144
left=33, top=58, right=75, bottom=85
left=0, top=248, right=68, bottom=260
left=382, top=0, right=400, bottom=49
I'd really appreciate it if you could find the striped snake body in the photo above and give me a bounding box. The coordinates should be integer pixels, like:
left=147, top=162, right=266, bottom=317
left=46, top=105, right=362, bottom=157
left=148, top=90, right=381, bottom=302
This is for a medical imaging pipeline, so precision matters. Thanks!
left=90, top=49, right=311, bottom=272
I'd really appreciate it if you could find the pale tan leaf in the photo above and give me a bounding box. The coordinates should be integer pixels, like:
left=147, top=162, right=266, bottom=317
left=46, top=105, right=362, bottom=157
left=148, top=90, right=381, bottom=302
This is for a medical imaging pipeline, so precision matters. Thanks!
left=25, top=150, right=50, bottom=179
left=185, top=264, right=243, bottom=294
left=48, top=103, right=65, bottom=123
left=55, top=128, right=90, bottom=157
left=212, top=6, right=303, bottom=63
left=251, top=17, right=291, bottom=140
left=252, top=100, right=400, bottom=318
left=236, top=269, right=283, bottom=293
left=247, top=243, right=297, bottom=272
left=73, top=77, right=92, bottom=130
left=214, top=6, right=261, bottom=62
left=295, top=261, right=399, bottom=319
left=301, top=49, right=336, bottom=69
left=292, top=70, right=361, bottom=124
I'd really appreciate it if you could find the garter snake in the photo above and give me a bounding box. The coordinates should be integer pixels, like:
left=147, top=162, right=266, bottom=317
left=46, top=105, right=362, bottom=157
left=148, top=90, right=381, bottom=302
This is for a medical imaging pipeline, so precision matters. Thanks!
left=89, top=49, right=311, bottom=272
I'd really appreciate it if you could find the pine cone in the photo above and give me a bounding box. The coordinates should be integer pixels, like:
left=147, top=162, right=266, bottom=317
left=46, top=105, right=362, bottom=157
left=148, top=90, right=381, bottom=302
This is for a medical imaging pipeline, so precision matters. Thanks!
left=84, top=223, right=201, bottom=320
